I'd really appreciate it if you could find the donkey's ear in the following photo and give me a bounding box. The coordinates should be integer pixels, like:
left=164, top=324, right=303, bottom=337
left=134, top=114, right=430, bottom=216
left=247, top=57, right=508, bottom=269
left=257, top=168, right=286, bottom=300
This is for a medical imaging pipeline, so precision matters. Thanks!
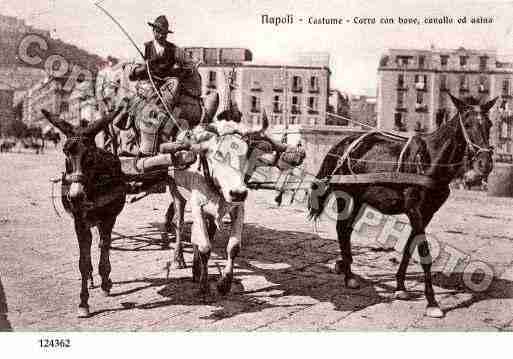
left=260, top=110, right=269, bottom=132
left=41, top=109, right=74, bottom=136
left=482, top=96, right=499, bottom=113
left=449, top=93, right=469, bottom=112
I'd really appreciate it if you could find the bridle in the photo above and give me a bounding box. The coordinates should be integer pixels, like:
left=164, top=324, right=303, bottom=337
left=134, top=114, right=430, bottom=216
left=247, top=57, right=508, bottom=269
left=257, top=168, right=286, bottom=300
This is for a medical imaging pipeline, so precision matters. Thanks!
left=458, top=110, right=493, bottom=163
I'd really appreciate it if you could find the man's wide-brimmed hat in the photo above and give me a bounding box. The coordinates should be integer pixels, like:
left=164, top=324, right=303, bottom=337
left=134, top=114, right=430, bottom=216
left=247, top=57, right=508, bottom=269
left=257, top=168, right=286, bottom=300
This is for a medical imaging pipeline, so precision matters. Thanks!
left=148, top=15, right=173, bottom=34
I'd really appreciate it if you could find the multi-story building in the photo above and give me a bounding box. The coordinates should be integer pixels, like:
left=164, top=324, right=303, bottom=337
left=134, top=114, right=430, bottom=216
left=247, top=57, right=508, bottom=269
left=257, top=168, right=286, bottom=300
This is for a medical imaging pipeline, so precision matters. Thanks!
left=22, top=76, right=67, bottom=127
left=327, top=89, right=350, bottom=126
left=377, top=47, right=513, bottom=158
left=197, top=63, right=330, bottom=129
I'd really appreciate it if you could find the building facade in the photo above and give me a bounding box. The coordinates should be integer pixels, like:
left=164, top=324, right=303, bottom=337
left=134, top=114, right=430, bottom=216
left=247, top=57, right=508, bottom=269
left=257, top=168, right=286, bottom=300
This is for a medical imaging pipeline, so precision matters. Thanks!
left=197, top=64, right=330, bottom=130
left=377, top=47, right=513, bottom=158
left=350, top=95, right=377, bottom=128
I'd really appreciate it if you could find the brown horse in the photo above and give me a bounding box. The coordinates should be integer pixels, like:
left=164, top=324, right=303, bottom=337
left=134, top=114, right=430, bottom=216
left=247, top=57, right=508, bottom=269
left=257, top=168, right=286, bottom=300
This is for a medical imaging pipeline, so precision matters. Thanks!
left=42, top=107, right=127, bottom=318
left=308, top=94, right=497, bottom=318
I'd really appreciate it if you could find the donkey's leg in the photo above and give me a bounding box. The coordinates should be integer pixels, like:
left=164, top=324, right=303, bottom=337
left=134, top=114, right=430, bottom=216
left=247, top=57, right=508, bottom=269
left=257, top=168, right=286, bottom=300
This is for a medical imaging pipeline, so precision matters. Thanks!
left=190, top=199, right=211, bottom=296
left=334, top=198, right=361, bottom=289
left=97, top=217, right=116, bottom=297
left=217, top=206, right=244, bottom=295
left=75, top=220, right=93, bottom=318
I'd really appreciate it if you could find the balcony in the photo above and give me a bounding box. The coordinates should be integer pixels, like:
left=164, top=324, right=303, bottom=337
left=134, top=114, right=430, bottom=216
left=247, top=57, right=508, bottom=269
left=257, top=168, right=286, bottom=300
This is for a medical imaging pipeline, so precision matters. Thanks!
left=459, top=86, right=469, bottom=93
left=395, top=106, right=407, bottom=112
left=291, top=107, right=301, bottom=115
left=396, top=84, right=408, bottom=91
left=415, top=103, right=428, bottom=113
left=502, top=92, right=512, bottom=99
left=291, top=86, right=303, bottom=93
left=273, top=106, right=283, bottom=114
left=478, top=84, right=489, bottom=93
left=273, top=87, right=284, bottom=93
left=308, top=87, right=320, bottom=94
left=440, top=86, right=449, bottom=92
left=308, top=109, right=319, bottom=115
left=415, top=82, right=427, bottom=91
left=207, top=82, right=216, bottom=89
left=250, top=107, right=261, bottom=113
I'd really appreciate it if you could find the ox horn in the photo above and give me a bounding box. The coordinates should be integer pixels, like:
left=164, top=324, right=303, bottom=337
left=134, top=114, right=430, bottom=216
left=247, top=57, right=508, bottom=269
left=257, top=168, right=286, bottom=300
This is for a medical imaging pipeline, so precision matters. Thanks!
left=83, top=99, right=127, bottom=137
left=201, top=91, right=220, bottom=124
left=41, top=109, right=74, bottom=137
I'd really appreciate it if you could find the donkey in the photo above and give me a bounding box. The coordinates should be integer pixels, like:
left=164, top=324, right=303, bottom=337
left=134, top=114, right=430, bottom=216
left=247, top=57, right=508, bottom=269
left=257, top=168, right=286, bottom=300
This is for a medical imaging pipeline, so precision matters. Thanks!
left=41, top=106, right=127, bottom=318
left=308, top=94, right=497, bottom=318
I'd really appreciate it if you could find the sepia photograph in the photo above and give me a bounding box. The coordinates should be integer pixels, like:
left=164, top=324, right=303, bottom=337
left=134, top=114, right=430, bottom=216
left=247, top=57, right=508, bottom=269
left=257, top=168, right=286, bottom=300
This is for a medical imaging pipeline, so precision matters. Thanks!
left=0, top=0, right=512, bottom=355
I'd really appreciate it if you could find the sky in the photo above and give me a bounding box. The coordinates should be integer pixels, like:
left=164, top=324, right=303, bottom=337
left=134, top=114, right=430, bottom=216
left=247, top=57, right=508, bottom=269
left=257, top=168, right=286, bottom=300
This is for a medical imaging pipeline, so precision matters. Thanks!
left=2, top=0, right=513, bottom=95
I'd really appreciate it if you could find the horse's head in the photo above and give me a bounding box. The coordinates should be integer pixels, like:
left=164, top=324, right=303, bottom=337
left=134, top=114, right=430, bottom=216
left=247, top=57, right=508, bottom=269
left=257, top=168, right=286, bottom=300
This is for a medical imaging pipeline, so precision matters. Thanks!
left=449, top=94, right=497, bottom=177
left=42, top=106, right=124, bottom=206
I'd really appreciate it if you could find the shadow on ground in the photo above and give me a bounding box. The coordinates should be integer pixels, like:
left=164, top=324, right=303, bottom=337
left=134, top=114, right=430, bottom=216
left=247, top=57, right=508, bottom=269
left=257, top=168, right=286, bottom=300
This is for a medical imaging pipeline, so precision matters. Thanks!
left=90, top=219, right=513, bottom=324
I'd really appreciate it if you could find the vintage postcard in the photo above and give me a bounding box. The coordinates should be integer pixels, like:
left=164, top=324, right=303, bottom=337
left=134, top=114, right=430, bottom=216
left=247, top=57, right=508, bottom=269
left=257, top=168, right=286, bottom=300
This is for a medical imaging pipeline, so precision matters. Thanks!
left=0, top=0, right=512, bottom=356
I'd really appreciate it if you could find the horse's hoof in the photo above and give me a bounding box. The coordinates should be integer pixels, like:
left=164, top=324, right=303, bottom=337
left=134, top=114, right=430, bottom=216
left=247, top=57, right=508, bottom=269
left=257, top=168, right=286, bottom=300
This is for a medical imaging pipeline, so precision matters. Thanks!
left=393, top=290, right=410, bottom=300
left=346, top=278, right=360, bottom=289
left=425, top=306, right=444, bottom=318
left=333, top=260, right=344, bottom=274
left=77, top=307, right=90, bottom=318
left=216, top=274, right=233, bottom=296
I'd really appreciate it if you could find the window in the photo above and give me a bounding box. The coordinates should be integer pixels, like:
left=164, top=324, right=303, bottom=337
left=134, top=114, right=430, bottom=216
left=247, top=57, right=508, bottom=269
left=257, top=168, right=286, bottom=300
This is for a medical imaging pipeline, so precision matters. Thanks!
left=460, top=56, right=468, bottom=67
left=309, top=117, right=318, bottom=125
left=394, top=113, right=406, bottom=131
left=250, top=96, right=261, bottom=113
left=308, top=96, right=318, bottom=113
left=397, top=56, right=409, bottom=67
left=460, top=75, right=468, bottom=91
left=309, top=76, right=319, bottom=92
left=250, top=76, right=262, bottom=91
left=440, top=55, right=449, bottom=66
left=416, top=91, right=424, bottom=104
left=208, top=71, right=216, bottom=88
left=439, top=93, right=446, bottom=107
left=271, top=114, right=282, bottom=125
left=415, top=74, right=427, bottom=90
left=479, top=56, right=488, bottom=71
left=502, top=79, right=510, bottom=97
left=397, top=91, right=404, bottom=108
left=291, top=96, right=301, bottom=114
left=419, top=55, right=425, bottom=68
left=397, top=74, right=405, bottom=89
left=292, top=76, right=303, bottom=92
left=440, top=74, right=448, bottom=90
left=273, top=95, right=282, bottom=113
left=479, top=76, right=488, bottom=93
left=273, top=74, right=284, bottom=91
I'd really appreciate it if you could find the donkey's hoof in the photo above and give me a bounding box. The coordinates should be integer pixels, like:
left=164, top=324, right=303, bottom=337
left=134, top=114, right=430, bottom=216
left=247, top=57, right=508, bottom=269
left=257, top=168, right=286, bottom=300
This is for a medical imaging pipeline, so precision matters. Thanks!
left=77, top=307, right=90, bottom=318
left=216, top=274, right=233, bottom=296
left=101, top=289, right=111, bottom=297
left=425, top=306, right=444, bottom=318
left=393, top=290, right=410, bottom=300
left=346, top=278, right=360, bottom=289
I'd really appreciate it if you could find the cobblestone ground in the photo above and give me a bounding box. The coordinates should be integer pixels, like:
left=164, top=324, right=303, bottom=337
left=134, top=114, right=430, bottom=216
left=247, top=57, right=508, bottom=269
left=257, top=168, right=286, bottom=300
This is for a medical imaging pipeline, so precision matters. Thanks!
left=1, top=149, right=513, bottom=331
